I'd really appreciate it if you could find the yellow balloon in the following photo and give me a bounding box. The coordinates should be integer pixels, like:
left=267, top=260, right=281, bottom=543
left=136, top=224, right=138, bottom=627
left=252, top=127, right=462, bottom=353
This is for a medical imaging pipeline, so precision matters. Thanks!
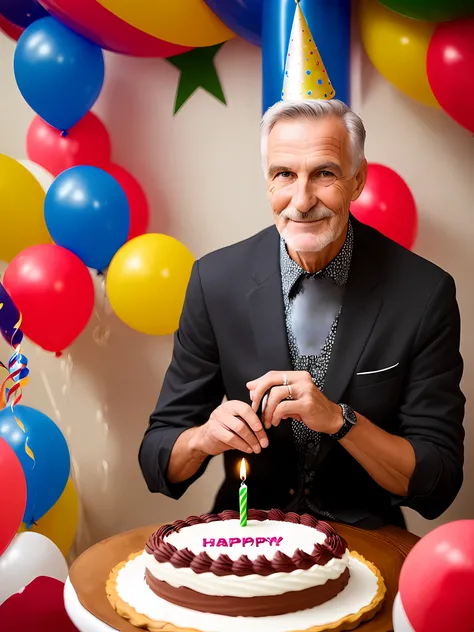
left=106, top=233, right=195, bottom=336
left=17, top=477, right=79, bottom=558
left=359, top=0, right=440, bottom=108
left=0, top=154, right=51, bottom=263
left=97, top=0, right=235, bottom=47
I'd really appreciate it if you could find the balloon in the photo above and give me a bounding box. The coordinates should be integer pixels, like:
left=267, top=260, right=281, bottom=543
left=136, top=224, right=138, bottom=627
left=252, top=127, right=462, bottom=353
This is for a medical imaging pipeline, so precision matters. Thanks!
left=0, top=13, right=24, bottom=40
left=393, top=592, right=415, bottom=632
left=0, top=405, right=70, bottom=527
left=103, top=164, right=149, bottom=241
left=0, top=282, right=21, bottom=344
left=14, top=17, right=104, bottom=131
left=97, top=0, right=235, bottom=47
left=262, top=0, right=351, bottom=113
left=0, top=439, right=27, bottom=557
left=107, top=234, right=194, bottom=335
left=204, top=0, right=262, bottom=46
left=399, top=520, right=474, bottom=632
left=359, top=0, right=439, bottom=108
left=3, top=244, right=95, bottom=353
left=0, top=0, right=49, bottom=28
left=427, top=19, right=474, bottom=135
left=38, top=0, right=193, bottom=57
left=0, top=153, right=50, bottom=263
left=0, top=532, right=68, bottom=605
left=18, top=477, right=78, bottom=557
left=45, top=166, right=130, bottom=271
left=26, top=112, right=111, bottom=177
left=0, top=576, right=78, bottom=632
left=378, top=0, right=474, bottom=22
left=350, top=163, right=418, bottom=250
left=18, top=159, right=54, bottom=192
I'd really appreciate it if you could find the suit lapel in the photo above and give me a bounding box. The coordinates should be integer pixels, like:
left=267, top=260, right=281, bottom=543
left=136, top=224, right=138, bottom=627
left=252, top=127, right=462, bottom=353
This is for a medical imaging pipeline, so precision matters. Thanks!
left=247, top=227, right=294, bottom=453
left=323, top=218, right=384, bottom=405
left=248, top=226, right=293, bottom=376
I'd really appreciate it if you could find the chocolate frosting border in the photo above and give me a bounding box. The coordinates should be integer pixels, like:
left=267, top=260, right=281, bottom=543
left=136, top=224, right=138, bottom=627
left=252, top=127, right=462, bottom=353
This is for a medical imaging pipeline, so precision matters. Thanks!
left=145, top=509, right=347, bottom=578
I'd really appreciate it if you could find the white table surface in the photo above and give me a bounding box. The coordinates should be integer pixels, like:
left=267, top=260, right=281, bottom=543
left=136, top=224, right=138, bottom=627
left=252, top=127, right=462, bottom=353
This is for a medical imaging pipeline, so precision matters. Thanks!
left=64, top=577, right=118, bottom=632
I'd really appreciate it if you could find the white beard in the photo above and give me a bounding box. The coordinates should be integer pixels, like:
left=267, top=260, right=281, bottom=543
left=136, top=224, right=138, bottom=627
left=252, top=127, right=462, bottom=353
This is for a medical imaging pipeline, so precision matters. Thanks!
left=280, top=204, right=345, bottom=253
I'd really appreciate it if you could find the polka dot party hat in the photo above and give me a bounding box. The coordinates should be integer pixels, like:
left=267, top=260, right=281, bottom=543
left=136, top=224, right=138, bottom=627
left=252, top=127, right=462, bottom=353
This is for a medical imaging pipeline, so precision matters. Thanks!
left=282, top=0, right=335, bottom=101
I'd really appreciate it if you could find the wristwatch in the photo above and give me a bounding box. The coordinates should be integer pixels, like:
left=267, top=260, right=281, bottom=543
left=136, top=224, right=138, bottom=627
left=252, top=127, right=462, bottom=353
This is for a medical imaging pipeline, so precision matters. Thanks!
left=329, top=403, right=357, bottom=441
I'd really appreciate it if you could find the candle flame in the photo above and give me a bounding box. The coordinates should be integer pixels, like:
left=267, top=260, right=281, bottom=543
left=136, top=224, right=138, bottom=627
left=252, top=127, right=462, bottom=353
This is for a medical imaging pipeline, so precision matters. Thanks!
left=240, top=458, right=247, bottom=481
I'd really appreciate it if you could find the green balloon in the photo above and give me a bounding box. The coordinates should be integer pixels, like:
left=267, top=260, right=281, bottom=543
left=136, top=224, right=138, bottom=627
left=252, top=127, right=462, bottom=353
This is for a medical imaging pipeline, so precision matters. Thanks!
left=378, top=0, right=474, bottom=22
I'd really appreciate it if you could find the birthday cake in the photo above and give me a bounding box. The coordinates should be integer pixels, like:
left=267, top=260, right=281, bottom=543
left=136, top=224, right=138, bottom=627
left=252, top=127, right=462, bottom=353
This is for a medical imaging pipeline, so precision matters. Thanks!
left=106, top=508, right=386, bottom=632
left=144, top=509, right=350, bottom=617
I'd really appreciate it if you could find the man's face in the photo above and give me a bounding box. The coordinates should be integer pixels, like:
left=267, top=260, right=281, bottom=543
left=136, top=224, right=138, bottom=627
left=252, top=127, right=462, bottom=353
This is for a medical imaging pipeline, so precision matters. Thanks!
left=266, top=116, right=367, bottom=253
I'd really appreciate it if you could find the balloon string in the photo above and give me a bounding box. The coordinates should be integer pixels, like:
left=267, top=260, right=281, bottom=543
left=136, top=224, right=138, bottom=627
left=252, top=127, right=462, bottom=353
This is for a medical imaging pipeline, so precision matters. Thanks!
left=1, top=313, right=35, bottom=464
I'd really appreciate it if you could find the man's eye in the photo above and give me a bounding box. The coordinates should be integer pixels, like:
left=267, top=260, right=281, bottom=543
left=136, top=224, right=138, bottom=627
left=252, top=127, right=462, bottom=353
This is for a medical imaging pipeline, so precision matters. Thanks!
left=277, top=171, right=292, bottom=179
left=319, top=170, right=335, bottom=178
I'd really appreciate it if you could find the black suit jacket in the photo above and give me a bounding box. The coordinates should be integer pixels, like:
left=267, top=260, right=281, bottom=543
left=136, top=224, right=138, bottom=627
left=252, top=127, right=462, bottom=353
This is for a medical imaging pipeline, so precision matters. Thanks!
left=139, top=217, right=465, bottom=528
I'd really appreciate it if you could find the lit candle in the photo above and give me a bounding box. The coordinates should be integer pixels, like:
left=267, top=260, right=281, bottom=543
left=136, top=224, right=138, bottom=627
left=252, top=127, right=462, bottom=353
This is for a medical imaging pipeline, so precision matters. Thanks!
left=239, top=458, right=248, bottom=527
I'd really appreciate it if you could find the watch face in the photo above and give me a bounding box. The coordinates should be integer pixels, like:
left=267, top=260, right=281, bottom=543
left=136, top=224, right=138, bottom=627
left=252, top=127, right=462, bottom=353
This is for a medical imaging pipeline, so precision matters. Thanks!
left=342, top=404, right=357, bottom=425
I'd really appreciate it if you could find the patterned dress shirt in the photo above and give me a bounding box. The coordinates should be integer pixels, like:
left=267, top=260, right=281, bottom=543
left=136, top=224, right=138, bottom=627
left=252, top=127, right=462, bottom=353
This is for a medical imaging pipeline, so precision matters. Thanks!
left=279, top=220, right=354, bottom=516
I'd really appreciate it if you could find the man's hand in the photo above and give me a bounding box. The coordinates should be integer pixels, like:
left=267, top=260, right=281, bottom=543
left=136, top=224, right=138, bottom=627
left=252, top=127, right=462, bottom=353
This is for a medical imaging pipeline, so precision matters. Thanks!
left=247, top=370, right=342, bottom=434
left=190, top=400, right=269, bottom=458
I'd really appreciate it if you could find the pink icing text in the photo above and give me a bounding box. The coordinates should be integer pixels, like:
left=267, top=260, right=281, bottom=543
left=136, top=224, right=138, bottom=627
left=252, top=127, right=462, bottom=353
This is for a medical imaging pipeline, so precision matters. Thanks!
left=202, top=536, right=283, bottom=548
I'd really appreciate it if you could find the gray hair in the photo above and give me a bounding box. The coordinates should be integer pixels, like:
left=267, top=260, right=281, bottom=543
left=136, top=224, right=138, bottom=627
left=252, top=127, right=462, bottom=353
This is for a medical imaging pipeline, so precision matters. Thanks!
left=260, top=99, right=366, bottom=176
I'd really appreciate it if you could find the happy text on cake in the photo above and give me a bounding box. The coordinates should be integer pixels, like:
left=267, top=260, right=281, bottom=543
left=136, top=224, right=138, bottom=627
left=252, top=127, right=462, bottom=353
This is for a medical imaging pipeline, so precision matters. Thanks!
left=202, top=536, right=283, bottom=548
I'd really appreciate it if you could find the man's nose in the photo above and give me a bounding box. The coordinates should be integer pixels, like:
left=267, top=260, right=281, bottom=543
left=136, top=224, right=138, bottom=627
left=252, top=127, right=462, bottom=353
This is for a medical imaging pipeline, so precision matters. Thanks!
left=292, top=179, right=317, bottom=213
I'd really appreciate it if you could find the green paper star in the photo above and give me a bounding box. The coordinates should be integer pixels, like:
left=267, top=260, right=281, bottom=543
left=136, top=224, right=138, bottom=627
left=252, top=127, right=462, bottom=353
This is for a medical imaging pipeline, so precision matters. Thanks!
left=166, top=44, right=227, bottom=114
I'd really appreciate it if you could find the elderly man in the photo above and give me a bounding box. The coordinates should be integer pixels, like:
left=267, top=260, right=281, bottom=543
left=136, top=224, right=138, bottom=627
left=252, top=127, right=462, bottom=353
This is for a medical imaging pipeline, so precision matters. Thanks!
left=139, top=99, right=465, bottom=528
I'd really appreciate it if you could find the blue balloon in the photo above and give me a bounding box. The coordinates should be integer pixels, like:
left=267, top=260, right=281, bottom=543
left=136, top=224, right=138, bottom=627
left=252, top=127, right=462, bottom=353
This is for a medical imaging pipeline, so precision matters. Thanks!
left=0, top=405, right=70, bottom=527
left=14, top=17, right=104, bottom=131
left=262, top=0, right=351, bottom=113
left=0, top=0, right=49, bottom=28
left=203, top=0, right=262, bottom=46
left=45, top=166, right=130, bottom=272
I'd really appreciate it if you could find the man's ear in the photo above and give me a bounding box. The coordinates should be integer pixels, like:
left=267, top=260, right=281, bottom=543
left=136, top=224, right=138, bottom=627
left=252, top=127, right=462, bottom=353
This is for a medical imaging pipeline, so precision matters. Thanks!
left=351, top=159, right=368, bottom=201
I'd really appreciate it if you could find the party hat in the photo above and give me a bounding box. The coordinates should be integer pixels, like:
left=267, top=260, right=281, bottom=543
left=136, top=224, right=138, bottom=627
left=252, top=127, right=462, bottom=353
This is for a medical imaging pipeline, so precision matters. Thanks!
left=282, top=0, right=335, bottom=101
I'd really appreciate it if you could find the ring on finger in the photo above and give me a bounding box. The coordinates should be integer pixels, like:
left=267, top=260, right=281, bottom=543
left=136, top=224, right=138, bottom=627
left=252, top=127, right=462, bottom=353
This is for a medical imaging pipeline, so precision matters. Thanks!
left=282, top=374, right=289, bottom=386
left=286, top=384, right=293, bottom=400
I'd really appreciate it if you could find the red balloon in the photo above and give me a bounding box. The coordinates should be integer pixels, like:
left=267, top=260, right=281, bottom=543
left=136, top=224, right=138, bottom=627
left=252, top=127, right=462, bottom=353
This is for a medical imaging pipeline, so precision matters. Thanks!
left=0, top=14, right=24, bottom=41
left=350, top=163, right=417, bottom=250
left=103, top=164, right=150, bottom=240
left=399, top=520, right=474, bottom=632
left=38, top=0, right=193, bottom=57
left=0, top=438, right=27, bottom=557
left=3, top=245, right=95, bottom=353
left=427, top=19, right=474, bottom=134
left=26, top=112, right=111, bottom=177
left=0, top=576, right=78, bottom=631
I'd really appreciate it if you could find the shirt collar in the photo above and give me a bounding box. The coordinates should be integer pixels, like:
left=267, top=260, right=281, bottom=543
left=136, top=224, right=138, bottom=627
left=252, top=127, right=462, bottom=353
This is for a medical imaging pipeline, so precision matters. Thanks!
left=280, top=219, right=354, bottom=297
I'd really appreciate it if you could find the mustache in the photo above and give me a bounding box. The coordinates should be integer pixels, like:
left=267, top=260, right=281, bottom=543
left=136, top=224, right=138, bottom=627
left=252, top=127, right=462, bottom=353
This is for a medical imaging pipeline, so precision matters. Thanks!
left=281, top=206, right=335, bottom=222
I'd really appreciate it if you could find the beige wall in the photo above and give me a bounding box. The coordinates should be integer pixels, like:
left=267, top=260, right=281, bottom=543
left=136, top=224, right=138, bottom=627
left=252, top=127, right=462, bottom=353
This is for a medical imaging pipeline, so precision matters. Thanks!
left=0, top=27, right=473, bottom=558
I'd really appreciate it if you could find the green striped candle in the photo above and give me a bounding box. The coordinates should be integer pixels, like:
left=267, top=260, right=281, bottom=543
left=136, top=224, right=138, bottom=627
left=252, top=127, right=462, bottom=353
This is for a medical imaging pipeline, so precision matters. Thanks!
left=239, top=459, right=248, bottom=527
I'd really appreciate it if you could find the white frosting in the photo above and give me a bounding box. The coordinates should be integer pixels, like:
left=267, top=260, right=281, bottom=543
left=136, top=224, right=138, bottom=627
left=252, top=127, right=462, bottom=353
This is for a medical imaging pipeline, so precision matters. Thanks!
left=164, top=519, right=326, bottom=560
left=145, top=519, right=349, bottom=598
left=145, top=550, right=349, bottom=597
left=117, top=553, right=380, bottom=632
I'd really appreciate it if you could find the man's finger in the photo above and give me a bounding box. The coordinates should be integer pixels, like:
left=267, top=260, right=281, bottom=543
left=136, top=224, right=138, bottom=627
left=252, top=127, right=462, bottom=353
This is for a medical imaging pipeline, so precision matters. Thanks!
left=262, top=386, right=288, bottom=429
left=229, top=401, right=269, bottom=448
left=248, top=372, right=288, bottom=417
left=215, top=426, right=253, bottom=454
left=272, top=400, right=299, bottom=427
left=219, top=415, right=262, bottom=453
